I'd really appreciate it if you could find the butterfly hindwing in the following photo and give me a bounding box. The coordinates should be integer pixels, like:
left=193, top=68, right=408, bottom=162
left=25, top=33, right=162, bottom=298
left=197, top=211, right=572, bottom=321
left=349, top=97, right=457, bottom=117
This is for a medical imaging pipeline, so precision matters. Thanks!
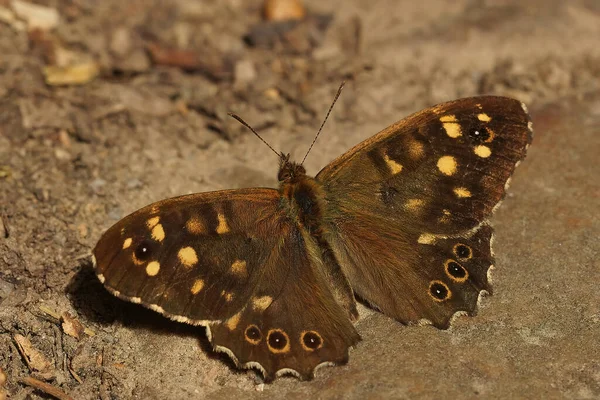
left=317, top=96, right=532, bottom=328
left=210, top=225, right=360, bottom=381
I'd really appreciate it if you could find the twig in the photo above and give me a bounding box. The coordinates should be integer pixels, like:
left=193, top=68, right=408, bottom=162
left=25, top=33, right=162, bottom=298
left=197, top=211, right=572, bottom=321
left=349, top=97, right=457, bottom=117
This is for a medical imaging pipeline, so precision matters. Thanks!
left=19, top=376, right=74, bottom=400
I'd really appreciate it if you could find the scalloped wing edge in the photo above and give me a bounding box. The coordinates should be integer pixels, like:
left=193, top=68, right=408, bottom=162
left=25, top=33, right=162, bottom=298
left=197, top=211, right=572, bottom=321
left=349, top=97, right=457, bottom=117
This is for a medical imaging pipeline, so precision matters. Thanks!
left=92, top=254, right=351, bottom=382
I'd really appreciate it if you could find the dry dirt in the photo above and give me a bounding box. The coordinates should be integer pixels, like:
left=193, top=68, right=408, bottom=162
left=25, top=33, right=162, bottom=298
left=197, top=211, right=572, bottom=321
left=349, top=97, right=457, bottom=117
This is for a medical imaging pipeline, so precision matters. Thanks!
left=1, top=0, right=599, bottom=399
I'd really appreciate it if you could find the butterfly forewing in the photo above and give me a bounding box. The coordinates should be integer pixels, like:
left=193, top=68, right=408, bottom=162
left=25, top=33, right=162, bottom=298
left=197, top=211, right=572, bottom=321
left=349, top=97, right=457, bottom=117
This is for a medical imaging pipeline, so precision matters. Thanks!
left=318, top=96, right=532, bottom=234
left=93, top=189, right=285, bottom=323
left=317, top=96, right=532, bottom=328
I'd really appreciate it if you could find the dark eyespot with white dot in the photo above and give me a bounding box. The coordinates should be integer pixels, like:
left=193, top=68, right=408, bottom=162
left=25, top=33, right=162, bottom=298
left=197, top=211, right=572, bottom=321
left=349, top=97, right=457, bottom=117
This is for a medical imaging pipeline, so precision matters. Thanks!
left=446, top=261, right=467, bottom=279
left=268, top=330, right=288, bottom=350
left=134, top=240, right=154, bottom=261
left=302, top=331, right=323, bottom=350
left=429, top=281, right=451, bottom=302
left=469, top=127, right=491, bottom=142
left=245, top=325, right=262, bottom=344
left=454, top=244, right=472, bottom=260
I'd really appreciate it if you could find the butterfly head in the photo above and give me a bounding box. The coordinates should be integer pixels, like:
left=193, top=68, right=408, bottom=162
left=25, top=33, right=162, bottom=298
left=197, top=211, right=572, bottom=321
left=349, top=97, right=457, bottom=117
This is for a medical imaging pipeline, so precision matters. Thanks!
left=278, top=153, right=306, bottom=183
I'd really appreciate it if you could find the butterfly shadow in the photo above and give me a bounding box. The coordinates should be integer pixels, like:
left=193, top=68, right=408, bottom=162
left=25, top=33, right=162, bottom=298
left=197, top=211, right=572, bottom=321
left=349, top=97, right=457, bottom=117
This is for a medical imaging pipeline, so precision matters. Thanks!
left=65, top=259, right=242, bottom=373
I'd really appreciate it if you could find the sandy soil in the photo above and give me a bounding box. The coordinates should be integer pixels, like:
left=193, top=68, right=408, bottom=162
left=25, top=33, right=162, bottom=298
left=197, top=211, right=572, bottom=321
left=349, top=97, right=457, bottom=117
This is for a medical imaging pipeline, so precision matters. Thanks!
left=1, top=0, right=599, bottom=398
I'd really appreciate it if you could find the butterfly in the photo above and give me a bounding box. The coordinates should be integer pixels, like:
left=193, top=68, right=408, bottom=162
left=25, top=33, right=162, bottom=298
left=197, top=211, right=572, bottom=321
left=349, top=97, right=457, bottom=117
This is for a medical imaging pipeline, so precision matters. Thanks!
left=92, top=92, right=532, bottom=382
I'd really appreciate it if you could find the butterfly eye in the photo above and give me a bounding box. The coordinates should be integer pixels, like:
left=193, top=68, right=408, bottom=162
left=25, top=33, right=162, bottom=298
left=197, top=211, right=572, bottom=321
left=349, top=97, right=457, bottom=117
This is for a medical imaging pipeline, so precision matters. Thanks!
left=444, top=260, right=469, bottom=282
left=134, top=240, right=154, bottom=261
left=469, top=126, right=492, bottom=142
left=301, top=331, right=323, bottom=351
left=267, top=329, right=290, bottom=353
left=429, top=281, right=451, bottom=302
left=244, top=325, right=262, bottom=345
left=453, top=244, right=472, bottom=260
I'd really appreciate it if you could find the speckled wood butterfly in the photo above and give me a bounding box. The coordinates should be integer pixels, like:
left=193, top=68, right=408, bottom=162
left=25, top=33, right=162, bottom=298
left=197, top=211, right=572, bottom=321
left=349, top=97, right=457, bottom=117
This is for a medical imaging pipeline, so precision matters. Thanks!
left=93, top=94, right=532, bottom=381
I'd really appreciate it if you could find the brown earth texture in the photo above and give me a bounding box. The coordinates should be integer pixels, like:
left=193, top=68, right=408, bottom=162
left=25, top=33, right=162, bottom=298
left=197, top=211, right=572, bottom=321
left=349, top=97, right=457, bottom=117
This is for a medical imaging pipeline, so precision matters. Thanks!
left=1, top=0, right=599, bottom=399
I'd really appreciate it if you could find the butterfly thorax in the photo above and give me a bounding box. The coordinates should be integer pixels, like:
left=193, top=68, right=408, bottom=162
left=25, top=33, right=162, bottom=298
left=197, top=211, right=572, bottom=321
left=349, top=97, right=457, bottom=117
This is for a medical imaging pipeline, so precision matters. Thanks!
left=278, top=155, right=325, bottom=233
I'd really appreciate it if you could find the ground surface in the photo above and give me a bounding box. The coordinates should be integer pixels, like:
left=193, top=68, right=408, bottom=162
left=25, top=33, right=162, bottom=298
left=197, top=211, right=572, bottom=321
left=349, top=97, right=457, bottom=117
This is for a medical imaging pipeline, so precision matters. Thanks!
left=1, top=0, right=599, bottom=399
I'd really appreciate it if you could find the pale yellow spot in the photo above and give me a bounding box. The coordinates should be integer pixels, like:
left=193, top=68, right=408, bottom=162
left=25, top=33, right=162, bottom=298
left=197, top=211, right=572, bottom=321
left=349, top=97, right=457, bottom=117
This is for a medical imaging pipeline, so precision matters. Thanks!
left=122, top=237, right=132, bottom=249
left=146, top=261, right=160, bottom=276
left=478, top=113, right=491, bottom=122
left=225, top=311, right=241, bottom=330
left=383, top=153, right=403, bottom=174
left=437, top=156, right=457, bottom=176
left=408, top=140, right=425, bottom=159
left=418, top=233, right=436, bottom=245
left=252, top=296, right=273, bottom=311
left=216, top=213, right=230, bottom=234
left=440, top=209, right=451, bottom=223
left=178, top=247, right=198, bottom=267
left=453, top=187, right=472, bottom=198
left=190, top=279, right=205, bottom=295
left=186, top=216, right=205, bottom=234
left=439, top=115, right=457, bottom=122
left=150, top=205, right=159, bottom=215
left=440, top=115, right=461, bottom=138
left=231, top=259, right=247, bottom=277
left=221, top=290, right=234, bottom=302
left=151, top=223, right=165, bottom=242
left=404, top=198, right=424, bottom=212
left=146, top=216, right=160, bottom=229
left=474, top=145, right=492, bottom=158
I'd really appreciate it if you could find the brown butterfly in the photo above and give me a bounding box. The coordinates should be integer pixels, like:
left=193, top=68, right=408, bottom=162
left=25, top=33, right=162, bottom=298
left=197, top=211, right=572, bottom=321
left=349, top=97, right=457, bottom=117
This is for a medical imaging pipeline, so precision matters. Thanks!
left=93, top=91, right=532, bottom=382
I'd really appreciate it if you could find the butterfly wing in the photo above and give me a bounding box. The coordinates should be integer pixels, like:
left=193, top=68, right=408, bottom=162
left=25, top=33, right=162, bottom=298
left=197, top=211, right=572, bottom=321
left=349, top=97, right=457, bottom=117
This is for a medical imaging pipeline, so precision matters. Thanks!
left=316, top=96, right=532, bottom=328
left=93, top=188, right=359, bottom=380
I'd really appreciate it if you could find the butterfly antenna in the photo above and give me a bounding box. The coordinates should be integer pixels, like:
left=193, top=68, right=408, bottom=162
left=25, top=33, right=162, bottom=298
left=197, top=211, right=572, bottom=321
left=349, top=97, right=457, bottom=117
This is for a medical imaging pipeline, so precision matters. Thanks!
left=228, top=113, right=281, bottom=159
left=301, top=81, right=346, bottom=165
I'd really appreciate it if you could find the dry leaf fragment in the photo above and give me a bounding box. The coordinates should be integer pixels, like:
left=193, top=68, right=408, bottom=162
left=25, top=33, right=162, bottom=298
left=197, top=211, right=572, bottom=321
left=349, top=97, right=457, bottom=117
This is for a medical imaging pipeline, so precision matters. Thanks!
left=14, top=334, right=52, bottom=372
left=61, top=312, right=85, bottom=340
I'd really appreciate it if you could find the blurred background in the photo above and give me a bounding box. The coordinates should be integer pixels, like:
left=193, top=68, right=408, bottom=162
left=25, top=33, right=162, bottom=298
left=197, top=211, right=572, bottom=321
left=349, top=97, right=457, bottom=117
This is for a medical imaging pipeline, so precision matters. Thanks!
left=0, top=0, right=599, bottom=398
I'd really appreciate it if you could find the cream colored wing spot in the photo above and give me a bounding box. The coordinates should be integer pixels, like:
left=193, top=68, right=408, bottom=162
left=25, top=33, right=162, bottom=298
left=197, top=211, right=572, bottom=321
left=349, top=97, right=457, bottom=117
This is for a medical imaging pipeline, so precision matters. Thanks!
left=151, top=224, right=165, bottom=242
left=477, top=113, right=492, bottom=122
left=149, top=304, right=165, bottom=314
left=418, top=233, right=436, bottom=245
left=122, top=237, right=132, bottom=249
left=453, top=187, right=472, bottom=198
left=404, top=198, right=424, bottom=212
left=190, top=279, right=205, bottom=295
left=146, top=261, right=160, bottom=276
left=474, top=145, right=492, bottom=158
left=383, top=153, right=403, bottom=174
left=216, top=213, right=230, bottom=234
left=439, top=209, right=451, bottom=223
left=178, top=246, right=198, bottom=268
left=221, top=290, right=234, bottom=302
left=440, top=115, right=462, bottom=138
left=225, top=311, right=242, bottom=330
left=146, top=216, right=160, bottom=229
left=437, top=155, right=457, bottom=176
left=186, top=216, right=205, bottom=234
left=230, top=259, right=247, bottom=277
left=252, top=296, right=273, bottom=311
